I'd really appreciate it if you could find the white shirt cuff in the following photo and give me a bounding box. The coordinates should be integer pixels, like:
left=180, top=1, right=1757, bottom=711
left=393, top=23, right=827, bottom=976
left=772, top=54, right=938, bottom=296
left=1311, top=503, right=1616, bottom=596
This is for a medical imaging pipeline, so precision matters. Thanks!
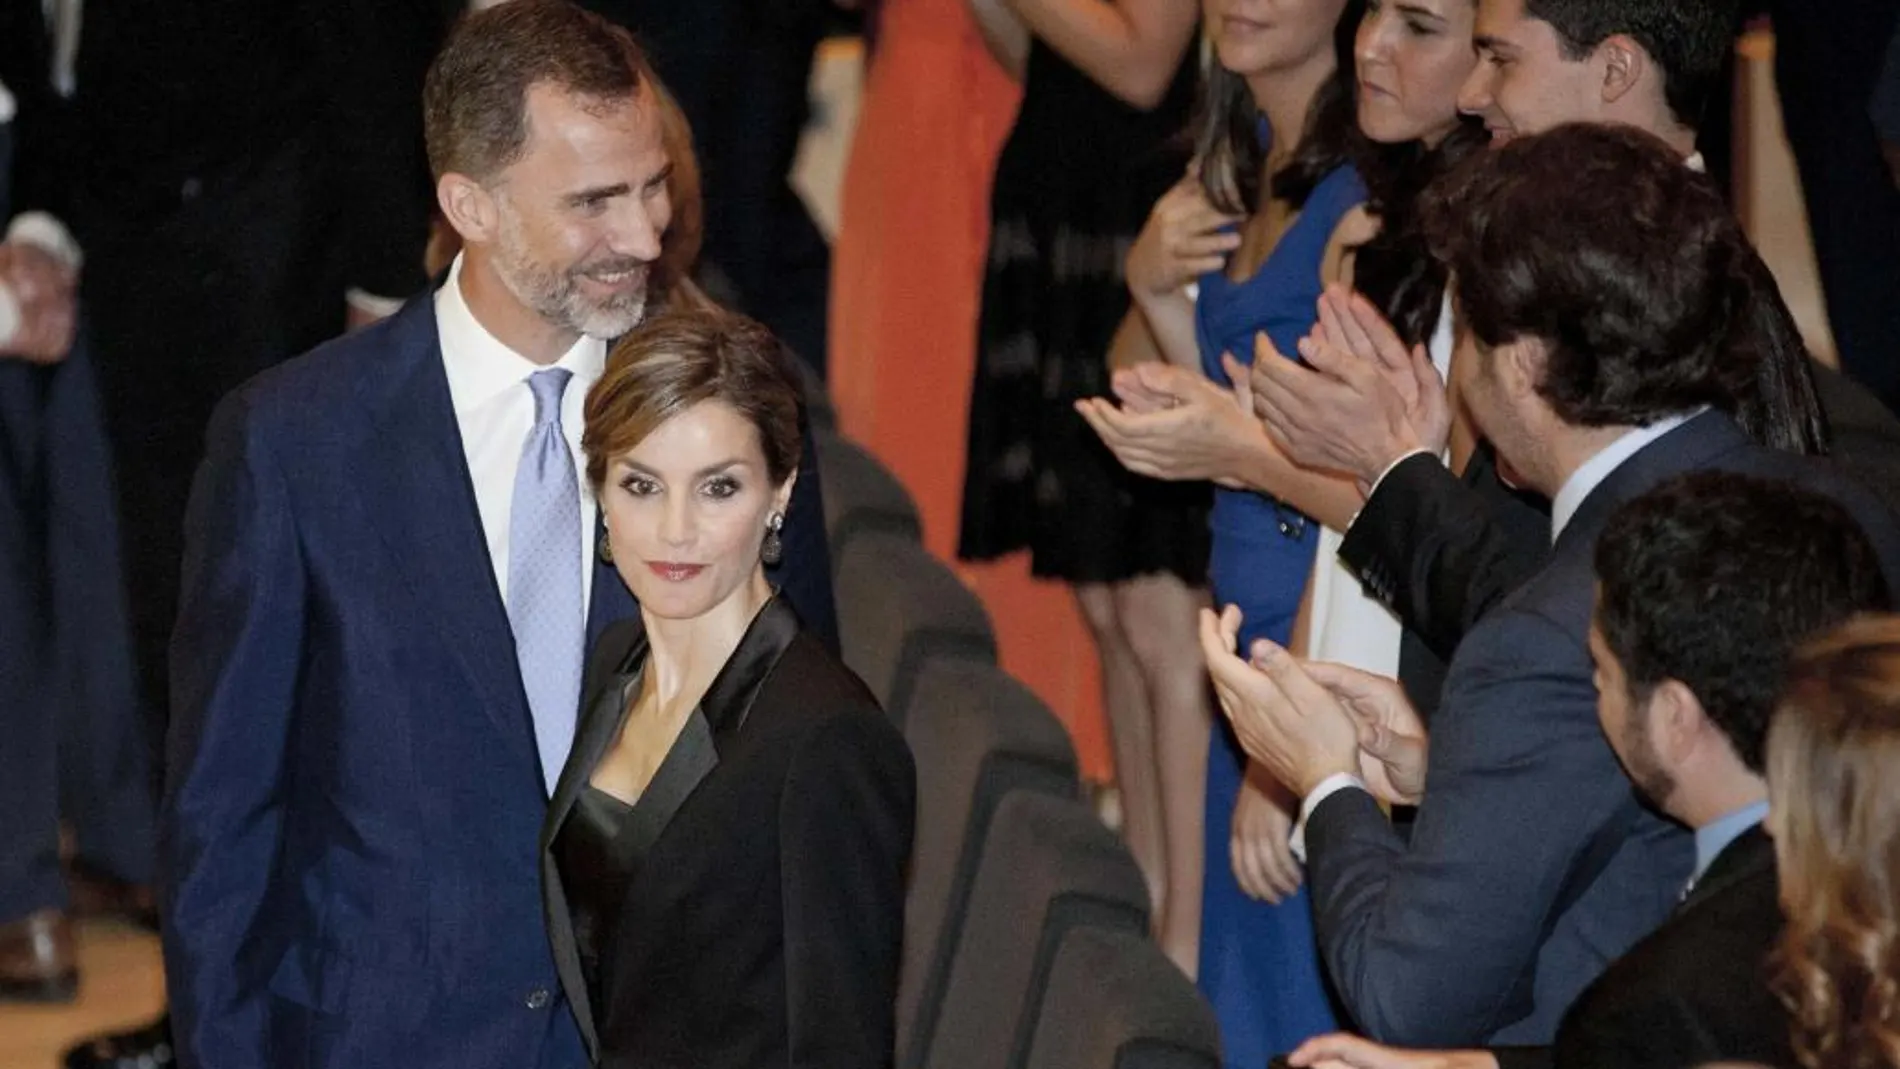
left=7, top=212, right=82, bottom=270
left=0, top=281, right=21, bottom=350
left=1288, top=771, right=1368, bottom=865
left=345, top=288, right=407, bottom=319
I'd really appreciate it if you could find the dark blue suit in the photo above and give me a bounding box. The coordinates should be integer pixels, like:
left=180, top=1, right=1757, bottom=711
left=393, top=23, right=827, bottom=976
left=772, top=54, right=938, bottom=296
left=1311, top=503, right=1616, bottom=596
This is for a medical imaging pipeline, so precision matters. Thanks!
left=1305, top=411, right=1900, bottom=1046
left=161, top=295, right=837, bottom=1067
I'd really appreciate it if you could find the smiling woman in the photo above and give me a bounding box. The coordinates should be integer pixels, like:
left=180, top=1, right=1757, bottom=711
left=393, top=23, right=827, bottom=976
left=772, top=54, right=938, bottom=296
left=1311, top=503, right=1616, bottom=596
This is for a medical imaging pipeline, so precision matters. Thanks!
left=553, top=306, right=915, bottom=1069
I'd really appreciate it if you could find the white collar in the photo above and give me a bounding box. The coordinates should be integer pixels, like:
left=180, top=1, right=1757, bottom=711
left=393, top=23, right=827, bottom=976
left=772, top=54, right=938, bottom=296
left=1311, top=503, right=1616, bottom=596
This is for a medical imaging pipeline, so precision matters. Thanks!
left=1550, top=408, right=1707, bottom=543
left=434, top=254, right=606, bottom=412
left=1685, top=151, right=1707, bottom=173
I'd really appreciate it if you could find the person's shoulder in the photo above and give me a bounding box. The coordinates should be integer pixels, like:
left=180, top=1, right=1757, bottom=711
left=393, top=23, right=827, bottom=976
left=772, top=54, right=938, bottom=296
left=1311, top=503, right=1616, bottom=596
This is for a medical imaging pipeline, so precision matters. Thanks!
left=226, top=296, right=437, bottom=436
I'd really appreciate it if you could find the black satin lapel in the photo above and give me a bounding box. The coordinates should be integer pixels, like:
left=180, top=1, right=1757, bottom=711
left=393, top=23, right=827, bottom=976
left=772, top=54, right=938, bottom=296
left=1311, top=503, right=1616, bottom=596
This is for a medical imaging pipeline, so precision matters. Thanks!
left=545, top=644, right=648, bottom=856
left=352, top=306, right=535, bottom=758
left=700, top=593, right=801, bottom=745
left=618, top=711, right=718, bottom=859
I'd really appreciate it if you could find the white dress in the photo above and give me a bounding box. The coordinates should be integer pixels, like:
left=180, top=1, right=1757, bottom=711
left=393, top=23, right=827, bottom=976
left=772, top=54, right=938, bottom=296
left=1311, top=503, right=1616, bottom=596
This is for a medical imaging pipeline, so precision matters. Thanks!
left=1303, top=297, right=1455, bottom=673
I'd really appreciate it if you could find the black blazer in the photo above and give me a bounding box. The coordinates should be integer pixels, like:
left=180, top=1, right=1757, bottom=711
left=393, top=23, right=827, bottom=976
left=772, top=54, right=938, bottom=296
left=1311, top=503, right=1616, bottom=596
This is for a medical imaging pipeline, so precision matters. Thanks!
left=539, top=596, right=916, bottom=1069
left=1496, top=827, right=1792, bottom=1069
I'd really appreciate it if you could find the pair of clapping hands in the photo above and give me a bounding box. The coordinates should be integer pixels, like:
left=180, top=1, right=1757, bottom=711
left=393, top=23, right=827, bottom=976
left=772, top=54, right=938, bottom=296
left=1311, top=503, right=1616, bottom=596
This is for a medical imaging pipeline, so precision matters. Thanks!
left=1198, top=603, right=1427, bottom=812
left=1077, top=284, right=1451, bottom=492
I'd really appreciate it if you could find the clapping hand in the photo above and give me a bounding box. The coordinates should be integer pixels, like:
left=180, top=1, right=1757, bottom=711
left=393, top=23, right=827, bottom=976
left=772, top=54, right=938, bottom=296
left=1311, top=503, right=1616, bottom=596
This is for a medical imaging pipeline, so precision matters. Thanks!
left=1248, top=286, right=1449, bottom=487
left=1075, top=360, right=1266, bottom=488
left=1289, top=1033, right=1498, bottom=1069
left=1197, top=605, right=1362, bottom=798
left=1298, top=661, right=1428, bottom=807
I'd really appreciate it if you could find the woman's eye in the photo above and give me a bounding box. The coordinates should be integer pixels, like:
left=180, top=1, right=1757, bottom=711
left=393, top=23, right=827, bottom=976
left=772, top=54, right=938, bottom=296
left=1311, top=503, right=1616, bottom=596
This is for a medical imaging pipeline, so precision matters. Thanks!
left=619, top=475, right=660, bottom=496
left=702, top=476, right=740, bottom=500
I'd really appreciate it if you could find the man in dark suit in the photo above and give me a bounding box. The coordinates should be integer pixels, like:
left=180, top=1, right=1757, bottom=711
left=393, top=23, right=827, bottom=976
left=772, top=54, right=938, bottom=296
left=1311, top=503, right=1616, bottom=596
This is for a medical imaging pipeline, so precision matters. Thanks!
left=155, top=5, right=836, bottom=1067
left=0, top=44, right=156, bottom=1011
left=1280, top=470, right=1894, bottom=1069
left=1250, top=0, right=1900, bottom=676
left=1203, top=125, right=1900, bottom=1047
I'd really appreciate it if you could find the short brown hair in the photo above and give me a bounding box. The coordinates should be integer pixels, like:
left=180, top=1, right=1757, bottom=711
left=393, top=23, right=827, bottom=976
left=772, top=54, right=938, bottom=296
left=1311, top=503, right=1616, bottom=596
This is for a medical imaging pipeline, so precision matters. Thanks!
left=583, top=309, right=804, bottom=490
left=424, top=0, right=651, bottom=182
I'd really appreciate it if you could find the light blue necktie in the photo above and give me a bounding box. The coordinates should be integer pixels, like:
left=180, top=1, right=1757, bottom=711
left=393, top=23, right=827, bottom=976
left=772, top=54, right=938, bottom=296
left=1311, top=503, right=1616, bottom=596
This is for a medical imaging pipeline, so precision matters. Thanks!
left=508, top=368, right=585, bottom=794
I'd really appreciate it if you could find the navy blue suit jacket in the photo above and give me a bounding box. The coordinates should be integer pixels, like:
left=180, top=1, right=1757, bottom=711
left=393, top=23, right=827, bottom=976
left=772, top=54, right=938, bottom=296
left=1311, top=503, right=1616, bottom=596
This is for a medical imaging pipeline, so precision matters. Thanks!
left=1305, top=412, right=1900, bottom=1047
left=161, top=295, right=837, bottom=1068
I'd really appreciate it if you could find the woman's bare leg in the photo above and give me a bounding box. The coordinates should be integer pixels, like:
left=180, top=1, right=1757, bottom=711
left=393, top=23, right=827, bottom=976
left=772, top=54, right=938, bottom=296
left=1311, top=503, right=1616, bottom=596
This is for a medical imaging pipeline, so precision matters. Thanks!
left=1074, top=582, right=1167, bottom=921
left=1115, top=573, right=1212, bottom=978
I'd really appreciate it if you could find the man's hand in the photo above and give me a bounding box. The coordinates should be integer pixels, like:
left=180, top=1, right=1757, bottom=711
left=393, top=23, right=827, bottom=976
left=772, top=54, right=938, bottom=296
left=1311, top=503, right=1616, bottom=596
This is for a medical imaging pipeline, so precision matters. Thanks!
left=1075, top=361, right=1268, bottom=487
left=1290, top=1033, right=1498, bottom=1069
left=0, top=240, right=77, bottom=364
left=1298, top=661, right=1429, bottom=807
left=1248, top=287, right=1448, bottom=486
left=1232, top=762, right=1303, bottom=904
left=1198, top=605, right=1362, bottom=798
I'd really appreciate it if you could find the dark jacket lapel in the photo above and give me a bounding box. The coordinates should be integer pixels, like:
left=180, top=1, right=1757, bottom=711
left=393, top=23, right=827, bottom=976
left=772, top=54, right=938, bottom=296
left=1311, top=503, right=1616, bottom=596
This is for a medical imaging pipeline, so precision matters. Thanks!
left=350, top=296, right=535, bottom=757
left=538, top=595, right=803, bottom=1059
left=1681, top=825, right=1776, bottom=914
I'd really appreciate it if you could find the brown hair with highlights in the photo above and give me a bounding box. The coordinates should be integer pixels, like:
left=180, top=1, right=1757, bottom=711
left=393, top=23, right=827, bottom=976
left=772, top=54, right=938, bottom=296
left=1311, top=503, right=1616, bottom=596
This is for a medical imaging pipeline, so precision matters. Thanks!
left=1768, top=615, right=1900, bottom=1069
left=582, top=309, right=804, bottom=492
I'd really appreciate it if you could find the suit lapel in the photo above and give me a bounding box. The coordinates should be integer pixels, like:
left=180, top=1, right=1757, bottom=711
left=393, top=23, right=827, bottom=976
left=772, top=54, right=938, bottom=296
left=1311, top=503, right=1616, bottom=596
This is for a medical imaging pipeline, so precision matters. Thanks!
left=352, top=299, right=535, bottom=756
left=1681, top=826, right=1775, bottom=914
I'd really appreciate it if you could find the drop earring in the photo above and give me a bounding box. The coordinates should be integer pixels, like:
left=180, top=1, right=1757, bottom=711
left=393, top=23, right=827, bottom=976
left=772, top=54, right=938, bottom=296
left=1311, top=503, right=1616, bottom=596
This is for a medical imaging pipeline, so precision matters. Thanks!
left=761, top=511, right=785, bottom=567
left=597, top=530, right=614, bottom=565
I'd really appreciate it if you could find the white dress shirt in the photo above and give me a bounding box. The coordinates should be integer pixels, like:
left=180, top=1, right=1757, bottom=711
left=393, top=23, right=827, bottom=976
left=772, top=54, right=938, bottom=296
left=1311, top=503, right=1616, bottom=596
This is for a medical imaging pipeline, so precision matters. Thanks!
left=436, top=255, right=604, bottom=614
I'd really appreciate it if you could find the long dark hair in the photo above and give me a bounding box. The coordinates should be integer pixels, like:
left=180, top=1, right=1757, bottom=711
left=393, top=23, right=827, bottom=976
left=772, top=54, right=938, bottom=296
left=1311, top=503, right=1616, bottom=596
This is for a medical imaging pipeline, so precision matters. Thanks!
left=1350, top=120, right=1488, bottom=347
left=1194, top=0, right=1366, bottom=216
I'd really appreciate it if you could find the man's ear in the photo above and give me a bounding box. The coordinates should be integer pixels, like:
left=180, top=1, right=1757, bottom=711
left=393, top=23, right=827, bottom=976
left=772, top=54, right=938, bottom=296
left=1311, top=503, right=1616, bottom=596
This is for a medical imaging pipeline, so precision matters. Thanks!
left=1649, top=678, right=1707, bottom=765
left=1500, top=335, right=1548, bottom=400
left=1597, top=34, right=1649, bottom=109
left=438, top=172, right=500, bottom=246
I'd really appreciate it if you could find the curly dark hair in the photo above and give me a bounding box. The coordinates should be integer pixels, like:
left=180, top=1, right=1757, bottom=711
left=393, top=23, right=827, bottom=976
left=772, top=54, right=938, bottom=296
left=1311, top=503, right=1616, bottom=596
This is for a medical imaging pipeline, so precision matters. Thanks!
left=1350, top=119, right=1487, bottom=347
left=1769, top=616, right=1900, bottom=1069
left=1594, top=471, right=1891, bottom=773
left=1422, top=122, right=1828, bottom=454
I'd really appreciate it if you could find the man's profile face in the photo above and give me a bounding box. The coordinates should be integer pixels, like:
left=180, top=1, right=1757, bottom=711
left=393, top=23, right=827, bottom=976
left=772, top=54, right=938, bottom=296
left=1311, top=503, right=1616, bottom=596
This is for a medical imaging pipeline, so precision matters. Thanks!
left=488, top=82, right=673, bottom=340
left=1459, top=0, right=1606, bottom=142
left=1589, top=612, right=1677, bottom=809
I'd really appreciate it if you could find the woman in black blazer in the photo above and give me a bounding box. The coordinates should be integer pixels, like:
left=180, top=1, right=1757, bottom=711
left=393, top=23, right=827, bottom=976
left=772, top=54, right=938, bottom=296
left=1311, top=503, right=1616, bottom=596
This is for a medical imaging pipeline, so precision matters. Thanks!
left=541, top=308, right=915, bottom=1069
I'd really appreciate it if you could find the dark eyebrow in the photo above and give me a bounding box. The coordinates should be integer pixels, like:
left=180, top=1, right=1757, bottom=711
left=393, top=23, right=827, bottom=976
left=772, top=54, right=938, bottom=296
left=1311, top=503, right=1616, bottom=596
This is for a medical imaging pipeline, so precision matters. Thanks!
left=643, top=162, right=675, bottom=191
left=617, top=458, right=748, bottom=480
left=1473, top=34, right=1511, bottom=54
left=563, top=182, right=632, bottom=208
left=1395, top=3, right=1447, bottom=22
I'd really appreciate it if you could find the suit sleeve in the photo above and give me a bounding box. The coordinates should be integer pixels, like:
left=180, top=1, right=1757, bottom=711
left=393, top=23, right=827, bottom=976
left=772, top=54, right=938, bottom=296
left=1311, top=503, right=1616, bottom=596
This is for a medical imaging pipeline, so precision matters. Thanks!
left=1304, top=610, right=1631, bottom=1045
left=161, top=391, right=306, bottom=1066
left=1337, top=454, right=1549, bottom=663
left=779, top=712, right=916, bottom=1069
left=772, top=414, right=840, bottom=654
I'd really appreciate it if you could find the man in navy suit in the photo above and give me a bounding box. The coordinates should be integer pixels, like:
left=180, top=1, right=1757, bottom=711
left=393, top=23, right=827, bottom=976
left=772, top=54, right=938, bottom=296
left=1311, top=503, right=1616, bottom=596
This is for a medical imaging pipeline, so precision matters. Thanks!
left=159, top=4, right=836, bottom=1066
left=1202, top=124, right=1900, bottom=1048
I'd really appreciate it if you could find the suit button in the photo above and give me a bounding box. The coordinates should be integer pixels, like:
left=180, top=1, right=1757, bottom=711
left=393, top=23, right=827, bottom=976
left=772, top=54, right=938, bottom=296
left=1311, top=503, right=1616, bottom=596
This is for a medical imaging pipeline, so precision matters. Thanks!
left=526, top=988, right=551, bottom=1010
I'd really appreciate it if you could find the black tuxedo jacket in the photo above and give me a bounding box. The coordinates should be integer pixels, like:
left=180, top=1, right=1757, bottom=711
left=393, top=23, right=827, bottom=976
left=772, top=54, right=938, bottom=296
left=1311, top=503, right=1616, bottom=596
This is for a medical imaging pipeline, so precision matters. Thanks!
left=1495, top=827, right=1792, bottom=1069
left=540, top=596, right=915, bottom=1069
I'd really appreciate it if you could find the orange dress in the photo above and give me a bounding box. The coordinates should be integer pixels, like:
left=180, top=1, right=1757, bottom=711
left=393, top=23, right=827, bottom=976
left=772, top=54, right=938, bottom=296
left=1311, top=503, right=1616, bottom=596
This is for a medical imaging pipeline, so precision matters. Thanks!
left=829, top=0, right=1111, bottom=777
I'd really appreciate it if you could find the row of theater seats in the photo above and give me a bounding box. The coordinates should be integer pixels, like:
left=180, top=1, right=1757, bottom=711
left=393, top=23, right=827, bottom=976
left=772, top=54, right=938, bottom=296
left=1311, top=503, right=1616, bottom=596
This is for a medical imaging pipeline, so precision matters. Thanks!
left=801, top=372, right=1226, bottom=1069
